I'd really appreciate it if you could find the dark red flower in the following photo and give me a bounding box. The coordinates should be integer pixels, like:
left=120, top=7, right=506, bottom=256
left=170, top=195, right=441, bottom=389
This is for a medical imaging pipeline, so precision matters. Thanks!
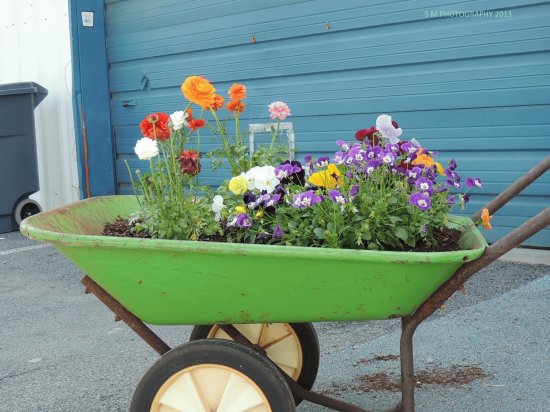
left=188, top=118, right=206, bottom=131
left=140, top=112, right=171, bottom=141
left=179, top=150, right=201, bottom=175
left=392, top=120, right=399, bottom=128
left=355, top=126, right=378, bottom=145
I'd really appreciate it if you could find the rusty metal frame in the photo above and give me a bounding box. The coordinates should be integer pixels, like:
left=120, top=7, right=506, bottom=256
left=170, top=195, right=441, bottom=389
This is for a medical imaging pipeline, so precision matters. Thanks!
left=81, top=155, right=550, bottom=412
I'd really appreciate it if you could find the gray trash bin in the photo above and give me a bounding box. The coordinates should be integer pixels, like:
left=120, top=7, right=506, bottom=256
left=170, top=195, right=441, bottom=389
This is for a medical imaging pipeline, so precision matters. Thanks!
left=0, top=82, right=47, bottom=233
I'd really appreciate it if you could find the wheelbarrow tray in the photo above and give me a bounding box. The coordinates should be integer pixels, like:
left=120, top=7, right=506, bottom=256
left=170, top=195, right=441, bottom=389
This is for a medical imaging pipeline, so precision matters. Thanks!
left=20, top=195, right=487, bottom=325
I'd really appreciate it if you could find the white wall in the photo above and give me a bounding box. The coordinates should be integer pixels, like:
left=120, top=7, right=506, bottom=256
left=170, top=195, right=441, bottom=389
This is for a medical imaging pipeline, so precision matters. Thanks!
left=0, top=0, right=80, bottom=210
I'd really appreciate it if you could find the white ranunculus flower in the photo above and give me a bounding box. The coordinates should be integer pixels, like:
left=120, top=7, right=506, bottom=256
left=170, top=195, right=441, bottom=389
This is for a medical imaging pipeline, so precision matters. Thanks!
left=376, top=114, right=402, bottom=144
left=170, top=110, right=189, bottom=130
left=134, top=137, right=159, bottom=160
left=245, top=166, right=280, bottom=194
left=211, top=195, right=225, bottom=222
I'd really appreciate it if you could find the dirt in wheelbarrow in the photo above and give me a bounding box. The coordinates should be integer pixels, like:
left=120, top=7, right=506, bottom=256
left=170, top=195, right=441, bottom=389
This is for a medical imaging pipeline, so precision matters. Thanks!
left=102, top=217, right=462, bottom=252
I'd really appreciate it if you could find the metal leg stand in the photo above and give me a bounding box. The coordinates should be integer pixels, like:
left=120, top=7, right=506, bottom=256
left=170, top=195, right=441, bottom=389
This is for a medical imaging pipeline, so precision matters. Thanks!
left=399, top=317, right=415, bottom=412
left=81, top=275, right=171, bottom=356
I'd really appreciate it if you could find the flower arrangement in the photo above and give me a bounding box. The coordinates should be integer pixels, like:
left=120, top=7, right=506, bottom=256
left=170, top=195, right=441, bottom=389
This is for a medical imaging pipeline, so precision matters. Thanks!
left=124, top=75, right=487, bottom=251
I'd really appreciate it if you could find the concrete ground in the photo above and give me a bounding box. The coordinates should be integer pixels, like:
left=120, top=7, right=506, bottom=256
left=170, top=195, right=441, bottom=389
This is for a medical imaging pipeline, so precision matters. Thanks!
left=0, top=231, right=549, bottom=411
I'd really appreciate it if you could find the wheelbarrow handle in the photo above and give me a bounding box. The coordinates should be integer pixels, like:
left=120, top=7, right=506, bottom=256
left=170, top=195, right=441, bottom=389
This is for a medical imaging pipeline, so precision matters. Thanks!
left=405, top=205, right=550, bottom=331
left=471, top=155, right=550, bottom=222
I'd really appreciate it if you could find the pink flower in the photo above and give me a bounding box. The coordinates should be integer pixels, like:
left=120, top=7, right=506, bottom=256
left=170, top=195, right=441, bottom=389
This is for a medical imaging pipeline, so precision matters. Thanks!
left=268, top=101, right=291, bottom=120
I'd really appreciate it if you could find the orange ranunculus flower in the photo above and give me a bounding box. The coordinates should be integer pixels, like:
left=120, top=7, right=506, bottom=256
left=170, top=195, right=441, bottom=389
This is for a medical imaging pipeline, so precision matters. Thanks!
left=226, top=100, right=246, bottom=113
left=212, top=94, right=225, bottom=111
left=412, top=148, right=444, bottom=175
left=181, top=76, right=216, bottom=109
left=307, top=163, right=341, bottom=189
left=228, top=83, right=246, bottom=101
left=481, top=208, right=492, bottom=230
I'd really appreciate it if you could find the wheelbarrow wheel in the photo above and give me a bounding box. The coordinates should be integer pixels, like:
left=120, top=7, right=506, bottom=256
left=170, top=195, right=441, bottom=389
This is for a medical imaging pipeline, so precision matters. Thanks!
left=130, top=339, right=295, bottom=412
left=190, top=323, right=319, bottom=404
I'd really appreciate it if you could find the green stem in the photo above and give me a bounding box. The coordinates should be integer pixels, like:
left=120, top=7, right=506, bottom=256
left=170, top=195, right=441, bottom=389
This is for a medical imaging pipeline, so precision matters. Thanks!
left=269, top=120, right=281, bottom=150
left=235, top=110, right=241, bottom=146
left=210, top=108, right=239, bottom=175
left=124, top=159, right=141, bottom=206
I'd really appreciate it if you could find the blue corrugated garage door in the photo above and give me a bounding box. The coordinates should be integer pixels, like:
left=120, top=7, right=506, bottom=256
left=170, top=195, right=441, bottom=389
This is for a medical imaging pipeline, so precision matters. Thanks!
left=105, top=0, right=550, bottom=246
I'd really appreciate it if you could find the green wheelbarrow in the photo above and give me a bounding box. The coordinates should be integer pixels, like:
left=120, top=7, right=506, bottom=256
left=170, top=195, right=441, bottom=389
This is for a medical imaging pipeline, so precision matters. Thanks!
left=20, top=156, right=550, bottom=412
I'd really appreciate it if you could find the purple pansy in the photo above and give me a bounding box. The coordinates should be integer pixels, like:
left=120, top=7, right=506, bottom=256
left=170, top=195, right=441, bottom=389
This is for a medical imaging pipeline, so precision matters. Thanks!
left=466, top=177, right=483, bottom=188
left=292, top=190, right=323, bottom=209
left=380, top=150, right=397, bottom=165
left=236, top=213, right=253, bottom=228
left=336, top=140, right=350, bottom=151
left=349, top=185, right=360, bottom=198
left=314, top=156, right=330, bottom=168
left=406, top=167, right=422, bottom=180
left=365, top=145, right=381, bottom=160
left=446, top=195, right=456, bottom=205
left=386, top=143, right=400, bottom=153
left=333, top=151, right=345, bottom=164
left=276, top=160, right=305, bottom=186
left=274, top=163, right=294, bottom=180
left=448, top=159, right=457, bottom=171
left=415, top=177, right=433, bottom=194
left=400, top=142, right=419, bottom=155
left=460, top=193, right=471, bottom=204
left=364, top=159, right=381, bottom=175
left=444, top=168, right=459, bottom=179
left=446, top=176, right=461, bottom=188
left=329, top=189, right=346, bottom=205
left=272, top=224, right=285, bottom=239
left=409, top=192, right=431, bottom=211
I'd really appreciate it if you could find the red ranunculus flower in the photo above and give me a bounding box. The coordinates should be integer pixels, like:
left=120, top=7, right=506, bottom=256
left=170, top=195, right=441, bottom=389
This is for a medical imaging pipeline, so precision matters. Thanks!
left=188, top=118, right=206, bottom=131
left=179, top=150, right=201, bottom=175
left=140, top=112, right=171, bottom=141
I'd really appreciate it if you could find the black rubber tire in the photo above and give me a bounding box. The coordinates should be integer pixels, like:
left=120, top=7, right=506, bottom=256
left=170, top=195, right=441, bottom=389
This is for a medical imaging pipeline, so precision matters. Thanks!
left=130, top=339, right=296, bottom=412
left=190, top=323, right=320, bottom=405
left=14, top=197, right=41, bottom=226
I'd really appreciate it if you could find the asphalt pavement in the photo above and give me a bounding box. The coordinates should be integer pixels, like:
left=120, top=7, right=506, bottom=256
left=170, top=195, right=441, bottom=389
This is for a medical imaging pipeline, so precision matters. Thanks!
left=1, top=231, right=549, bottom=411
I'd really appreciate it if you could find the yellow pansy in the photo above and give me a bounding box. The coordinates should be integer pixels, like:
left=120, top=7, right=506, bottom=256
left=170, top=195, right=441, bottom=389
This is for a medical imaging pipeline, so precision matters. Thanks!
left=307, top=163, right=341, bottom=189
left=412, top=148, right=444, bottom=176
left=235, top=205, right=246, bottom=214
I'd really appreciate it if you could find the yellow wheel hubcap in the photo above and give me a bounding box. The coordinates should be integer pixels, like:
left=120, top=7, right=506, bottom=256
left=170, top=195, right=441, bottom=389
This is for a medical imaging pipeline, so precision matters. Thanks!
left=206, top=323, right=303, bottom=381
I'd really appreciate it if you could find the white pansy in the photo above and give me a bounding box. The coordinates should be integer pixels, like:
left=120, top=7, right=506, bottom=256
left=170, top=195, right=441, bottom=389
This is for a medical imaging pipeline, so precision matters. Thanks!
left=245, top=166, right=280, bottom=194
left=376, top=114, right=402, bottom=144
left=211, top=195, right=225, bottom=222
left=134, top=137, right=159, bottom=160
left=170, top=110, right=189, bottom=130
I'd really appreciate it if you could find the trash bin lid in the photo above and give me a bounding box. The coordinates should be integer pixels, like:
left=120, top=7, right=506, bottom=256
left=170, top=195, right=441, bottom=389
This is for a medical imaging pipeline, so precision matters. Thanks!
left=0, top=82, right=48, bottom=106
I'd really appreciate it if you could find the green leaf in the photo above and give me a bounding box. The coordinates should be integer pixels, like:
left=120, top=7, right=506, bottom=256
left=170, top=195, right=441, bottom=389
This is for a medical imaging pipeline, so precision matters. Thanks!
left=314, top=228, right=325, bottom=239
left=395, top=227, right=408, bottom=241
left=367, top=242, right=379, bottom=250
left=389, top=216, right=403, bottom=224
left=363, top=230, right=372, bottom=241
